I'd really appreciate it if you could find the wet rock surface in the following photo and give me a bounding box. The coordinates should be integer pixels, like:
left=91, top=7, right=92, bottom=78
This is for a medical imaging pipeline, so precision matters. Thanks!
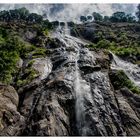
left=0, top=84, right=25, bottom=136
left=0, top=32, right=140, bottom=136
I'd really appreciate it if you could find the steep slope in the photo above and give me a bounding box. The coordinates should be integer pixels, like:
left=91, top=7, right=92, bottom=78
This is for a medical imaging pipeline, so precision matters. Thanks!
left=0, top=21, right=140, bottom=136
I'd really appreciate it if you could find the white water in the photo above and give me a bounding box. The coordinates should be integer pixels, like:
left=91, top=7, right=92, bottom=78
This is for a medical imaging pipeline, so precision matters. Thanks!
left=53, top=23, right=93, bottom=135
left=74, top=50, right=93, bottom=135
left=111, top=52, right=140, bottom=87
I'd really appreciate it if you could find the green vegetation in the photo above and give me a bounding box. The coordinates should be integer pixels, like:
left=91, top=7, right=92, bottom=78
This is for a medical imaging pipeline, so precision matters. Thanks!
left=16, top=61, right=39, bottom=87
left=92, top=12, right=103, bottom=21
left=32, top=48, right=47, bottom=58
left=110, top=70, right=140, bottom=94
left=80, top=7, right=140, bottom=23
left=0, top=34, right=20, bottom=83
left=0, top=8, right=54, bottom=84
left=80, top=16, right=87, bottom=23
left=0, top=26, right=47, bottom=84
left=0, top=7, right=54, bottom=32
left=0, top=7, right=43, bottom=23
left=136, top=4, right=140, bottom=22
left=86, top=38, right=140, bottom=58
left=110, top=12, right=136, bottom=23
left=43, top=28, right=49, bottom=36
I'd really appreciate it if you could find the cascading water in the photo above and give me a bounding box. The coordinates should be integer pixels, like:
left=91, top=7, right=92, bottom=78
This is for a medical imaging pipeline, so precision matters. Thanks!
left=110, top=52, right=140, bottom=87
left=74, top=49, right=93, bottom=135
left=51, top=22, right=95, bottom=135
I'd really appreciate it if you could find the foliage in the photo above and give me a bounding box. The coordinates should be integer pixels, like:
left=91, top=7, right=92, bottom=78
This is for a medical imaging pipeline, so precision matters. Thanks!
left=67, top=21, right=75, bottom=27
left=0, top=36, right=20, bottom=83
left=110, top=12, right=136, bottom=23
left=43, top=28, right=49, bottom=36
left=32, top=48, right=47, bottom=58
left=136, top=4, right=140, bottom=22
left=51, top=21, right=59, bottom=27
left=16, top=62, right=38, bottom=87
left=0, top=8, right=53, bottom=85
left=92, top=12, right=103, bottom=21
left=110, top=70, right=140, bottom=94
left=80, top=15, right=93, bottom=23
left=0, top=7, right=43, bottom=23
left=104, top=16, right=110, bottom=22
left=42, top=20, right=53, bottom=30
left=110, top=12, right=127, bottom=22
left=87, top=15, right=93, bottom=21
left=0, top=27, right=47, bottom=84
left=86, top=39, right=140, bottom=58
left=86, top=39, right=112, bottom=49
left=27, top=13, right=43, bottom=23
left=81, top=11, right=136, bottom=23
left=96, top=39, right=111, bottom=48
left=80, top=16, right=87, bottom=23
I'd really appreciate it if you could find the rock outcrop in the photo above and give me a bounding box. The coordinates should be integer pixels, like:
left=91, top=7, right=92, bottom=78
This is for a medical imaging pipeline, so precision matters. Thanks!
left=0, top=84, right=25, bottom=136
left=0, top=26, right=140, bottom=136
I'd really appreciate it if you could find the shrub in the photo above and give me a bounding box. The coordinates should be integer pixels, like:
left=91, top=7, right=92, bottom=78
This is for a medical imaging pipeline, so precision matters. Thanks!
left=32, top=48, right=46, bottom=58
left=110, top=70, right=140, bottom=94
left=136, top=4, right=140, bottom=22
left=96, top=39, right=111, bottom=49
left=86, top=37, right=140, bottom=58
left=0, top=36, right=20, bottom=83
left=43, top=28, right=49, bottom=36
left=0, top=27, right=47, bottom=84
left=92, top=12, right=103, bottom=21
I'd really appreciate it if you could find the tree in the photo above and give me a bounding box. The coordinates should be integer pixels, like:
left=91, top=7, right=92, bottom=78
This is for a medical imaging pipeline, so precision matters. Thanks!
left=80, top=16, right=87, bottom=23
left=51, top=21, right=59, bottom=27
left=87, top=15, right=93, bottom=21
left=0, top=10, right=10, bottom=22
left=104, top=16, right=110, bottom=22
left=67, top=21, right=75, bottom=27
left=9, top=9, right=20, bottom=21
left=42, top=19, right=53, bottom=30
left=136, top=4, right=140, bottom=22
left=92, top=12, right=103, bottom=21
left=27, top=13, right=43, bottom=23
left=110, top=12, right=127, bottom=22
left=0, top=7, right=43, bottom=23
left=17, top=7, right=29, bottom=20
left=126, top=14, right=136, bottom=22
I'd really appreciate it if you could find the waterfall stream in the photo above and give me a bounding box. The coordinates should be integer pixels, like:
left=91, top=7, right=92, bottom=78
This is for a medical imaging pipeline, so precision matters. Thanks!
left=52, top=23, right=93, bottom=135
left=51, top=25, right=140, bottom=135
left=110, top=52, right=140, bottom=87
left=74, top=50, right=93, bottom=135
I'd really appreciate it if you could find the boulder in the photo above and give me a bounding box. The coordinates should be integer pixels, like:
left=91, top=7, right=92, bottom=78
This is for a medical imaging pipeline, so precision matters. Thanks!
left=0, top=84, right=25, bottom=136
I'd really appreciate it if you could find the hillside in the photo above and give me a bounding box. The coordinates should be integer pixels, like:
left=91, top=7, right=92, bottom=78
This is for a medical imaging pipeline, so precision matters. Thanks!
left=0, top=9, right=140, bottom=136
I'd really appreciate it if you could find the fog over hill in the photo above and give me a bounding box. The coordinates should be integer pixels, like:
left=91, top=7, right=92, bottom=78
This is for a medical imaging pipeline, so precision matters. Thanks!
left=0, top=4, right=138, bottom=22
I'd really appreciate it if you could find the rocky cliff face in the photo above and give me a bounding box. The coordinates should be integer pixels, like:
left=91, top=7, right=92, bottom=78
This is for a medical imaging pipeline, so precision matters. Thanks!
left=0, top=23, right=140, bottom=136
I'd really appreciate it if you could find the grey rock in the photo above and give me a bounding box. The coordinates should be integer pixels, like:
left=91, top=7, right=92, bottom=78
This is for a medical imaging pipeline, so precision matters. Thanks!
left=0, top=84, right=25, bottom=136
left=0, top=32, right=140, bottom=136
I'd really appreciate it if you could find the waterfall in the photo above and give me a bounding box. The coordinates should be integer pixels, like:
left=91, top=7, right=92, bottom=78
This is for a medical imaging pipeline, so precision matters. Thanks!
left=110, top=52, right=140, bottom=87
left=52, top=22, right=92, bottom=135
left=64, top=22, right=70, bottom=35
left=74, top=49, right=93, bottom=135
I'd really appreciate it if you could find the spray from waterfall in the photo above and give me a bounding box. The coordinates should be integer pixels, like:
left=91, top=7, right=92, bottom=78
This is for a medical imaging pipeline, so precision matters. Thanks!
left=110, top=52, right=140, bottom=87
